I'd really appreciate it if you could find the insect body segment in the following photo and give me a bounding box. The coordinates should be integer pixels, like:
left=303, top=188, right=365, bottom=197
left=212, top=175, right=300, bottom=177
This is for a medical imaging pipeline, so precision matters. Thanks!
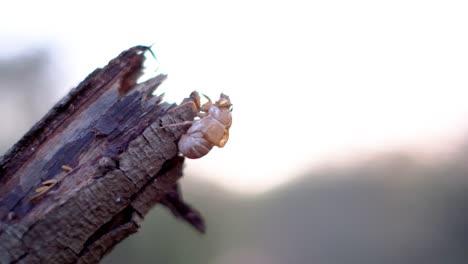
left=178, top=93, right=232, bottom=159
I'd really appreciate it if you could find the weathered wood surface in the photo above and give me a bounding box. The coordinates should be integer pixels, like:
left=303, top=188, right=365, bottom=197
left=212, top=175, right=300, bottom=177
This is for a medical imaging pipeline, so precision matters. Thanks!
left=0, top=46, right=204, bottom=263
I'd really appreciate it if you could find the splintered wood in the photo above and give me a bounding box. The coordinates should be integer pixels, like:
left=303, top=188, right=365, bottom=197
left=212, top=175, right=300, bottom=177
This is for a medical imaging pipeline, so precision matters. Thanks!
left=0, top=46, right=204, bottom=264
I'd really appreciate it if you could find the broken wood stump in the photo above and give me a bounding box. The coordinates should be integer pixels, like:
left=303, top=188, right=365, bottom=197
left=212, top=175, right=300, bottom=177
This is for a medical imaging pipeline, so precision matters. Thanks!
left=0, top=46, right=204, bottom=263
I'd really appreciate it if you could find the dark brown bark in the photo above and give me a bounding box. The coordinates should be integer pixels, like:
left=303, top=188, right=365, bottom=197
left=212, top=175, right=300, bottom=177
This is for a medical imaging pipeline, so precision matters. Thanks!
left=0, top=46, right=204, bottom=263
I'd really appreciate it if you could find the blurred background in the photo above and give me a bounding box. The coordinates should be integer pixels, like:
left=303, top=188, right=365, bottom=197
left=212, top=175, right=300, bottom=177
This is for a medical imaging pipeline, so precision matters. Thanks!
left=2, top=0, right=468, bottom=263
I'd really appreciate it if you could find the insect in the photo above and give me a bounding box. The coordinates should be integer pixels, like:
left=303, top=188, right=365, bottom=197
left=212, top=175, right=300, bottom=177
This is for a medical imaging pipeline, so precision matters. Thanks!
left=178, top=92, right=233, bottom=159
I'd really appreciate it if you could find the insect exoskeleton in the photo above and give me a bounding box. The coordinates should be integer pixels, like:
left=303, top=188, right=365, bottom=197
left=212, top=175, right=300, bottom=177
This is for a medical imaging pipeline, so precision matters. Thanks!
left=178, top=92, right=232, bottom=159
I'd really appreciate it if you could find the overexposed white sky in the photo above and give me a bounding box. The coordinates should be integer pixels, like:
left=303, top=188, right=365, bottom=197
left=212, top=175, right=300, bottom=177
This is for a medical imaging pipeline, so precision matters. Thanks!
left=1, top=0, right=468, bottom=193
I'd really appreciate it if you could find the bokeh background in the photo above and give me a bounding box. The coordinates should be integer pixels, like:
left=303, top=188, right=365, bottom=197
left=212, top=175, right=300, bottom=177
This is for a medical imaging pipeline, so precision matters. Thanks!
left=2, top=1, right=468, bottom=263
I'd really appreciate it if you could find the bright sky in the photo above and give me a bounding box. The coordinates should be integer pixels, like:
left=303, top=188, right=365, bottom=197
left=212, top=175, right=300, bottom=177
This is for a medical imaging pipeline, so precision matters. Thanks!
left=2, top=1, right=468, bottom=194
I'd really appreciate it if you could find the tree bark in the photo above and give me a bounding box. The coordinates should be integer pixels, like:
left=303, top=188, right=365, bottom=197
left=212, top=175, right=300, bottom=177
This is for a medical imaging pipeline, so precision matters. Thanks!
left=0, top=46, right=204, bottom=263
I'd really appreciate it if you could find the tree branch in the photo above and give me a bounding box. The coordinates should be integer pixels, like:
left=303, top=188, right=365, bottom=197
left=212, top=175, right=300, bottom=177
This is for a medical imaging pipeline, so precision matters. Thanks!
left=0, top=46, right=204, bottom=263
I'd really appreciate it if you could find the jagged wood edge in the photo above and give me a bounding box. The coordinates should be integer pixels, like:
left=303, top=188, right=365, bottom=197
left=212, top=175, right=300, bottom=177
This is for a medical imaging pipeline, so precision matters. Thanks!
left=0, top=46, right=149, bottom=183
left=0, top=46, right=204, bottom=264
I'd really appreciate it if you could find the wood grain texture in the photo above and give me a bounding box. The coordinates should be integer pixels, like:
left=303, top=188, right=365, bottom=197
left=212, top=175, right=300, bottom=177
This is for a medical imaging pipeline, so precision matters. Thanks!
left=0, top=46, right=204, bottom=263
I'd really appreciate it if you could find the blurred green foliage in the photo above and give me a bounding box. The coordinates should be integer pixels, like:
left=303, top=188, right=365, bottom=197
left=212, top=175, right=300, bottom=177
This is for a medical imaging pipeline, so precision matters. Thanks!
left=103, top=152, right=468, bottom=264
